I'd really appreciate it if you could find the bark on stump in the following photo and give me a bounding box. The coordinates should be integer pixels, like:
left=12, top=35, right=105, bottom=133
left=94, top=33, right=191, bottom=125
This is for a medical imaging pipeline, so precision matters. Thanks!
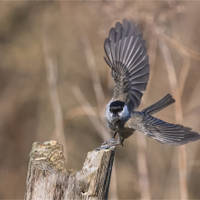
left=24, top=141, right=115, bottom=200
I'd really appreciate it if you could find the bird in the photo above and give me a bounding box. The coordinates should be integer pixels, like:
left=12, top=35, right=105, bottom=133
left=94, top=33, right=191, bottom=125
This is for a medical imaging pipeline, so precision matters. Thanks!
left=97, top=19, right=200, bottom=149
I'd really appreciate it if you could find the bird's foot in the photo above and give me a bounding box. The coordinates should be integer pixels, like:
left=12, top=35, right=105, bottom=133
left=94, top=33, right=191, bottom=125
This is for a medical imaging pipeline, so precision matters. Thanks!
left=101, top=138, right=116, bottom=145
left=95, top=145, right=113, bottom=151
left=96, top=138, right=124, bottom=151
left=101, top=132, right=117, bottom=145
left=95, top=143, right=117, bottom=151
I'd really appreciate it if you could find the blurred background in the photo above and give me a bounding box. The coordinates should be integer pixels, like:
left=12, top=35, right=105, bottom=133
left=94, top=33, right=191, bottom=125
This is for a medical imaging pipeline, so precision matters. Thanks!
left=1, top=1, right=200, bottom=199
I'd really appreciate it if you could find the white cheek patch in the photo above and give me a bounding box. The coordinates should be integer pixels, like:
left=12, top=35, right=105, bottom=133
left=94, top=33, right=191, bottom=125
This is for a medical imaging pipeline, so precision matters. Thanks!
left=119, top=105, right=129, bottom=118
left=105, top=99, right=113, bottom=120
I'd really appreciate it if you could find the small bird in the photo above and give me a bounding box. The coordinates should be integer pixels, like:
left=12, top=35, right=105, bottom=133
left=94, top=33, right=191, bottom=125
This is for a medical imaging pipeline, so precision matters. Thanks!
left=98, top=19, right=200, bottom=149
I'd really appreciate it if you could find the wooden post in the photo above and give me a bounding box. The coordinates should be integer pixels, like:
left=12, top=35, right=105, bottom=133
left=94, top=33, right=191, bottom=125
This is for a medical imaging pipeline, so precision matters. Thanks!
left=24, top=141, right=115, bottom=200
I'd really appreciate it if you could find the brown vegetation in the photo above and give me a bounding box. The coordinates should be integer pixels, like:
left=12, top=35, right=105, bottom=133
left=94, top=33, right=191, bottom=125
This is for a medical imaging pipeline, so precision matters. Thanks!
left=0, top=1, right=200, bottom=199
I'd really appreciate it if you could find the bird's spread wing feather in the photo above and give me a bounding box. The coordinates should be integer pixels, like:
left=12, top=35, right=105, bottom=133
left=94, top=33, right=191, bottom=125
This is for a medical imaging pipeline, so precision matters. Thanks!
left=128, top=112, right=200, bottom=145
left=104, top=19, right=149, bottom=109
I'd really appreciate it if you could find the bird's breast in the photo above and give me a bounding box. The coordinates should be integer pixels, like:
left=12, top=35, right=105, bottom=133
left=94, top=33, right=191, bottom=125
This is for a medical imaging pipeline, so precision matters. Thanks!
left=106, top=117, right=123, bottom=131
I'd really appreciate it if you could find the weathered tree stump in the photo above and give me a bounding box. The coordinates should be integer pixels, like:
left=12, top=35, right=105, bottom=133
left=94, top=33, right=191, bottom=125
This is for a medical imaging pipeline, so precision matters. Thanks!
left=24, top=141, right=115, bottom=200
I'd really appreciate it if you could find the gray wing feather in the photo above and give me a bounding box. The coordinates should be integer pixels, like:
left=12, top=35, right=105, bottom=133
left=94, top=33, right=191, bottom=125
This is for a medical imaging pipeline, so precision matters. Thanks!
left=104, top=19, right=149, bottom=109
left=133, top=112, right=200, bottom=145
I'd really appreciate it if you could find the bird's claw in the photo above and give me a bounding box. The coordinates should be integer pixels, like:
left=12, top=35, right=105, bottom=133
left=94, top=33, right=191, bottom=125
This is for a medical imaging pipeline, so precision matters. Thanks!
left=96, top=135, right=124, bottom=151
left=101, top=138, right=116, bottom=145
left=95, top=145, right=111, bottom=151
left=96, top=140, right=122, bottom=151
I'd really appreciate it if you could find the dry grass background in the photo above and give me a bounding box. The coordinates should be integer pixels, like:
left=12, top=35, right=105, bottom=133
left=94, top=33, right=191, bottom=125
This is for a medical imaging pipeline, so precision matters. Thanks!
left=0, top=1, right=200, bottom=199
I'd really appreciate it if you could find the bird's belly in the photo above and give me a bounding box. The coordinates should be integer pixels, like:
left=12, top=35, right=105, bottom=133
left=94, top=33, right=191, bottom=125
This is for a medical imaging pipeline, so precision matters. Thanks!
left=107, top=121, right=118, bottom=131
left=118, top=128, right=134, bottom=139
left=107, top=120, right=134, bottom=139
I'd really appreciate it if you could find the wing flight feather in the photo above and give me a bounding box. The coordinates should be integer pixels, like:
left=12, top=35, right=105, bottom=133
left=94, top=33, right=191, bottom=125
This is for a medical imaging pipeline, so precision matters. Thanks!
left=104, top=19, right=149, bottom=109
left=133, top=112, right=200, bottom=145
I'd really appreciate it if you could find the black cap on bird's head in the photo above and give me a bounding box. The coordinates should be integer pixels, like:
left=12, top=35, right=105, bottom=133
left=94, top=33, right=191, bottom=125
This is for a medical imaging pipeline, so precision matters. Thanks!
left=109, top=101, right=125, bottom=114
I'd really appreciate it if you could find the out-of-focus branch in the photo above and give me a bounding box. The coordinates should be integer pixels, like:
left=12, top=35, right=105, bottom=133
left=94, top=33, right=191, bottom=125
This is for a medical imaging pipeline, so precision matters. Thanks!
left=81, top=35, right=105, bottom=109
left=136, top=133, right=151, bottom=200
left=170, top=16, right=191, bottom=98
left=142, top=35, right=157, bottom=104
left=81, top=34, right=110, bottom=137
left=146, top=22, right=196, bottom=99
left=159, top=39, right=183, bottom=122
left=185, top=77, right=200, bottom=182
left=178, top=54, right=191, bottom=98
left=149, top=22, right=200, bottom=61
left=159, top=38, right=188, bottom=200
left=136, top=35, right=157, bottom=200
left=65, top=106, right=99, bottom=120
left=163, top=34, right=200, bottom=62
left=43, top=37, right=67, bottom=160
left=72, top=85, right=110, bottom=141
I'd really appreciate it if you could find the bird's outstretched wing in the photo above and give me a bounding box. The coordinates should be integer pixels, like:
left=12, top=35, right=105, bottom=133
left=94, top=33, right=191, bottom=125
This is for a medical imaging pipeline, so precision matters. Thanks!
left=128, top=112, right=200, bottom=145
left=104, top=19, right=149, bottom=109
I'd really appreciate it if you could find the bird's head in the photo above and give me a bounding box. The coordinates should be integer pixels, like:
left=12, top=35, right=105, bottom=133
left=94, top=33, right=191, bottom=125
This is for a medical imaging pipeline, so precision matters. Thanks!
left=106, top=100, right=130, bottom=120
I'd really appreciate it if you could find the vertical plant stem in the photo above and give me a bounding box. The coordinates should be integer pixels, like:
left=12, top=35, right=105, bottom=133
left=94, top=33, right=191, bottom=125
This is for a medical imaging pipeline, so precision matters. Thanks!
left=178, top=55, right=190, bottom=98
left=72, top=85, right=110, bottom=141
left=159, top=38, right=188, bottom=200
left=136, top=132, right=151, bottom=200
left=81, top=34, right=109, bottom=134
left=43, top=37, right=67, bottom=161
left=81, top=35, right=105, bottom=108
left=136, top=35, right=157, bottom=200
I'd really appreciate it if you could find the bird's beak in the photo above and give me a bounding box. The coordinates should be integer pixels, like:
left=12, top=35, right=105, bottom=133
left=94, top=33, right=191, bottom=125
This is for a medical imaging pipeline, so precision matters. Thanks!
left=112, top=113, right=118, bottom=118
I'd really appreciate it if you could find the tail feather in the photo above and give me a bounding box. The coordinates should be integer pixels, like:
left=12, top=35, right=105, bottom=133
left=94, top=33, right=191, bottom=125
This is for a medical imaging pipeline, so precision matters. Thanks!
left=142, top=94, right=175, bottom=115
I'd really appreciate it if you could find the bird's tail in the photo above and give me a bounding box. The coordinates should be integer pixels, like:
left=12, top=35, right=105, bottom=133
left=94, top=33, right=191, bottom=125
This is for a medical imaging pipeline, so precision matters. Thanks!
left=142, top=94, right=175, bottom=115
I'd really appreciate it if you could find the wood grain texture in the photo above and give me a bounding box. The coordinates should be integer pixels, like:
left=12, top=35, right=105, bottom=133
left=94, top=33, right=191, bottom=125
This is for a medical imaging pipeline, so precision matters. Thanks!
left=24, top=141, right=115, bottom=200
